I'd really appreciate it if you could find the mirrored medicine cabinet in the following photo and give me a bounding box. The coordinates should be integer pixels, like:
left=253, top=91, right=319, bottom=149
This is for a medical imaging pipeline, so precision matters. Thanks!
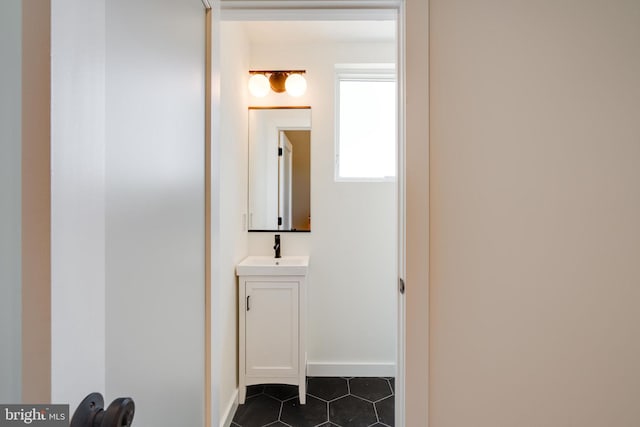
left=248, top=107, right=311, bottom=232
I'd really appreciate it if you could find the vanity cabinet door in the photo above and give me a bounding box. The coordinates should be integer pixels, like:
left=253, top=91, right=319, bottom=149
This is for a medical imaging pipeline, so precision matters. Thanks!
left=244, top=281, right=299, bottom=378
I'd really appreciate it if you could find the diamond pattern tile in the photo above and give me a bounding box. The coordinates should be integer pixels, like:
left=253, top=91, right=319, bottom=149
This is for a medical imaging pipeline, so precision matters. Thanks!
left=232, top=377, right=394, bottom=427
left=375, top=395, right=394, bottom=426
left=281, top=395, right=328, bottom=427
left=349, top=378, right=393, bottom=402
left=247, top=385, right=265, bottom=398
left=307, top=377, right=349, bottom=401
left=264, top=384, right=299, bottom=401
left=232, top=394, right=281, bottom=427
left=329, top=395, right=377, bottom=427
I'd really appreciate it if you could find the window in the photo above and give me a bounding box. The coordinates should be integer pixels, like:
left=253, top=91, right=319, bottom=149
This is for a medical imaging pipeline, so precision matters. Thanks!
left=335, top=65, right=396, bottom=181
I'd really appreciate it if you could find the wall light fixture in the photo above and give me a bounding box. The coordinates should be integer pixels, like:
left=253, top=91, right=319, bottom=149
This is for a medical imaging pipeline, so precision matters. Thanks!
left=248, top=70, right=307, bottom=97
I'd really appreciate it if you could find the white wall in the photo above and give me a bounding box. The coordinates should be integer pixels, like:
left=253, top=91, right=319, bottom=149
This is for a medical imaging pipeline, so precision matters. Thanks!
left=51, top=0, right=106, bottom=408
left=0, top=0, right=22, bottom=403
left=217, top=21, right=250, bottom=426
left=105, top=1, right=205, bottom=426
left=430, top=1, right=640, bottom=426
left=246, top=40, right=398, bottom=375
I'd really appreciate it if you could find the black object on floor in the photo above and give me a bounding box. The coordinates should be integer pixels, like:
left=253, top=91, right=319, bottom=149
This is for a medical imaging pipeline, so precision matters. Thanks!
left=232, top=377, right=394, bottom=427
left=71, top=393, right=135, bottom=427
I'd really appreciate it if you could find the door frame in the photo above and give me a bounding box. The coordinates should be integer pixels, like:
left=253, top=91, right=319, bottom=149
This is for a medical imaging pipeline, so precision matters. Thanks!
left=204, top=1, right=412, bottom=426
left=278, top=132, right=293, bottom=231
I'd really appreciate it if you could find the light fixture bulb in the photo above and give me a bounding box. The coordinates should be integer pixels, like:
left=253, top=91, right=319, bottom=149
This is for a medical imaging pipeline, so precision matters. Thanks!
left=285, top=73, right=307, bottom=97
left=248, top=74, right=270, bottom=97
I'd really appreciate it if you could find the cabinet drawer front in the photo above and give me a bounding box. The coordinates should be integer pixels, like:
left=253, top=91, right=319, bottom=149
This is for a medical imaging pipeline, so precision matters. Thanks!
left=245, top=281, right=299, bottom=377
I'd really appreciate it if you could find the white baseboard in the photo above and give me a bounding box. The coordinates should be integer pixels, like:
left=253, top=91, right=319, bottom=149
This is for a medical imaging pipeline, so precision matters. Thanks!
left=220, top=389, right=238, bottom=427
left=307, top=361, right=396, bottom=377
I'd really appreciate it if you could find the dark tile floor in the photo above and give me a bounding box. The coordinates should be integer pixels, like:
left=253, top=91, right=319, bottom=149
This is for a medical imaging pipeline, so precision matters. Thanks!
left=232, top=377, right=395, bottom=427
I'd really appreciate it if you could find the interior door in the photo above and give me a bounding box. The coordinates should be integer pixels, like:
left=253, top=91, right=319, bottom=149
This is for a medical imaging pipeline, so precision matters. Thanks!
left=279, top=131, right=293, bottom=230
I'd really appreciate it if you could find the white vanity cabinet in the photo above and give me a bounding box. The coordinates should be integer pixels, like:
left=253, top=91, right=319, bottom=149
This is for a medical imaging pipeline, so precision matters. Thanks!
left=236, top=256, right=309, bottom=405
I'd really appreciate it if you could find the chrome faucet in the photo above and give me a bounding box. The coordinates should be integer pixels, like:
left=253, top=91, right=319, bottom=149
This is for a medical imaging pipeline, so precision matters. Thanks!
left=273, top=234, right=281, bottom=259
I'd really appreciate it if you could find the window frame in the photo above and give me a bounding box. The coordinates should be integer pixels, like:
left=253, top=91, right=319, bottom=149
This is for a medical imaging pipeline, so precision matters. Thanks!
left=334, top=63, right=397, bottom=182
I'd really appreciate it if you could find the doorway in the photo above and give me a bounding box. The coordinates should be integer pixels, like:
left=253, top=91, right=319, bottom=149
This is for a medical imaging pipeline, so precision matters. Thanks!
left=208, top=3, right=407, bottom=427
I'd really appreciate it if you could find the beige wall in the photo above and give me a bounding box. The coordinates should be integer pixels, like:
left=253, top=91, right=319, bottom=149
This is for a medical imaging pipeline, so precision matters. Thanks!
left=21, top=0, right=51, bottom=404
left=405, top=0, right=430, bottom=424
left=430, top=1, right=640, bottom=426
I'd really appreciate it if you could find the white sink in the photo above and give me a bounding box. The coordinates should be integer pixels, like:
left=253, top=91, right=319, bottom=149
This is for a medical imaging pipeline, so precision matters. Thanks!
left=236, top=256, right=309, bottom=276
